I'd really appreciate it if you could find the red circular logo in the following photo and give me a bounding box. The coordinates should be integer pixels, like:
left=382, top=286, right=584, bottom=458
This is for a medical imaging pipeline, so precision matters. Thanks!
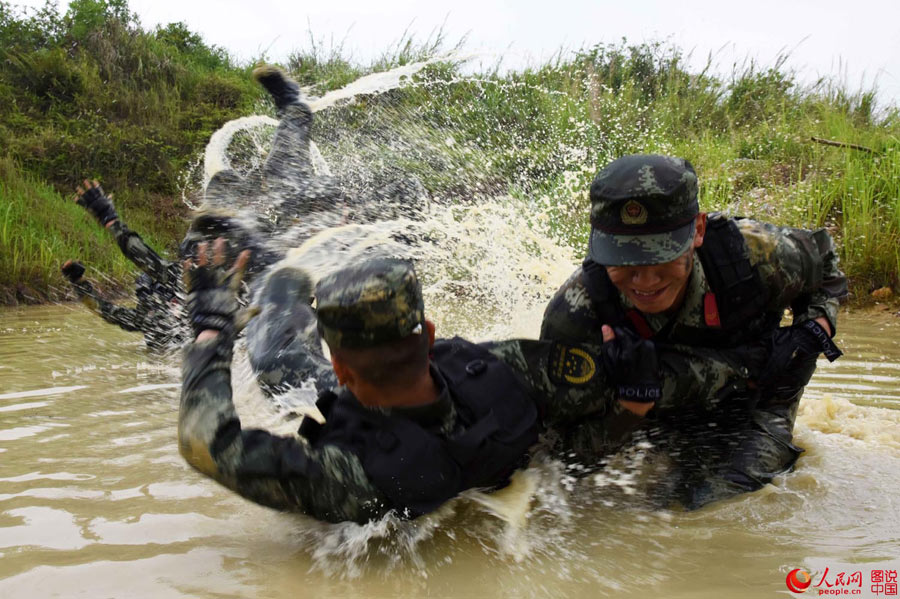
left=786, top=569, right=812, bottom=593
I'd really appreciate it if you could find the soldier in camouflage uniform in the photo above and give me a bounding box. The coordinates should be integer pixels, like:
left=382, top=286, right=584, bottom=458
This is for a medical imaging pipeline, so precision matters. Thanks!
left=180, top=241, right=767, bottom=523
left=60, top=260, right=183, bottom=350
left=206, top=65, right=427, bottom=232
left=64, top=68, right=311, bottom=338
left=66, top=180, right=188, bottom=349
left=540, top=154, right=848, bottom=508
left=73, top=179, right=184, bottom=293
left=202, top=65, right=343, bottom=224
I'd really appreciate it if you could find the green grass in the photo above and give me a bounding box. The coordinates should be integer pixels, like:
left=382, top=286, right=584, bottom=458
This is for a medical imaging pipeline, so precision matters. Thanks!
left=0, top=156, right=138, bottom=302
left=0, top=0, right=263, bottom=302
left=1, top=2, right=899, bottom=304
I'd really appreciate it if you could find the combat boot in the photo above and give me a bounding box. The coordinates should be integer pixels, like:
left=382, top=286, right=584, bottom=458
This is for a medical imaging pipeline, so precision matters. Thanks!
left=253, top=64, right=301, bottom=110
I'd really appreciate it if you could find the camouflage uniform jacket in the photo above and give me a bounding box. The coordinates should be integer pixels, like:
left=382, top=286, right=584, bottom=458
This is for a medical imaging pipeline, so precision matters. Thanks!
left=109, top=220, right=183, bottom=295
left=540, top=217, right=847, bottom=503
left=70, top=278, right=182, bottom=350
left=180, top=318, right=758, bottom=522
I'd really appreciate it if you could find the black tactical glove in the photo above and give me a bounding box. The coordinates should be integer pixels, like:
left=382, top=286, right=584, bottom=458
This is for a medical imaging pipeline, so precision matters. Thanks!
left=764, top=320, right=841, bottom=367
left=76, top=182, right=118, bottom=226
left=61, top=260, right=86, bottom=283
left=184, top=241, right=256, bottom=340
left=600, top=327, right=661, bottom=403
left=761, top=319, right=842, bottom=395
left=185, top=265, right=239, bottom=339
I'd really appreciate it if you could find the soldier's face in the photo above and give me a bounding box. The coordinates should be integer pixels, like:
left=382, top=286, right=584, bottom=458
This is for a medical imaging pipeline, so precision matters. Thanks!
left=604, top=215, right=707, bottom=314
left=605, top=253, right=694, bottom=313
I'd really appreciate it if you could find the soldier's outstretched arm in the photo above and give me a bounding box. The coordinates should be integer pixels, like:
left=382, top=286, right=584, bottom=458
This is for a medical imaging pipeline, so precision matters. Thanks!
left=108, top=219, right=182, bottom=290
left=179, top=241, right=388, bottom=523
left=74, top=180, right=181, bottom=290
left=484, top=336, right=763, bottom=462
left=61, top=260, right=145, bottom=332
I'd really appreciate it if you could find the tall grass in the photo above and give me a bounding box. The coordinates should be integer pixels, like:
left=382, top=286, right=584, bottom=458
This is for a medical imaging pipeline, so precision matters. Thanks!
left=0, top=0, right=261, bottom=302
left=0, top=156, right=139, bottom=303
left=1, top=2, right=898, bottom=303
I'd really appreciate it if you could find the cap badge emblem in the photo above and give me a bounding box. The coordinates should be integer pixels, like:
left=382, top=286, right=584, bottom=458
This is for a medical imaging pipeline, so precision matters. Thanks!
left=621, top=200, right=648, bottom=225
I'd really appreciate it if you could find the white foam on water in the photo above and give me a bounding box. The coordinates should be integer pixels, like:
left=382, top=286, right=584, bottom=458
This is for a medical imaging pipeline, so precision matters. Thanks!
left=797, top=394, right=900, bottom=449
left=0, top=401, right=50, bottom=413
left=116, top=384, right=181, bottom=394
left=0, top=386, right=86, bottom=401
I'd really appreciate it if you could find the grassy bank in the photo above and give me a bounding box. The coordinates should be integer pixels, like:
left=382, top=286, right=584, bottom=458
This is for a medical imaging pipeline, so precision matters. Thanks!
left=316, top=41, right=900, bottom=301
left=0, top=155, right=135, bottom=302
left=0, top=0, right=262, bottom=302
left=375, top=43, right=900, bottom=300
left=1, top=1, right=898, bottom=305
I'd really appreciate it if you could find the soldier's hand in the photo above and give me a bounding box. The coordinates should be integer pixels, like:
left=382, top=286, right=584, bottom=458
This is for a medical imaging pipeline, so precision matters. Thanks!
left=61, top=260, right=86, bottom=283
left=183, top=238, right=252, bottom=341
left=763, top=320, right=842, bottom=370
left=760, top=319, right=841, bottom=396
left=599, top=325, right=661, bottom=413
left=74, top=179, right=118, bottom=227
left=600, top=326, right=652, bottom=416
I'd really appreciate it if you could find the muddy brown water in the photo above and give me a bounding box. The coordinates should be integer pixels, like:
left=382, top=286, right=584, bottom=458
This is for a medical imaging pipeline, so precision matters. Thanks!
left=1, top=305, right=898, bottom=598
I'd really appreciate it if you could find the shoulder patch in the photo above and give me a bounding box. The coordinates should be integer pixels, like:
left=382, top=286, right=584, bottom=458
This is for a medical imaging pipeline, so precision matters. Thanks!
left=549, top=343, right=597, bottom=386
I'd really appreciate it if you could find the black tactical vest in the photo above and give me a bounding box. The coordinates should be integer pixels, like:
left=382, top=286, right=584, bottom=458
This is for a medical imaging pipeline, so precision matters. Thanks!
left=298, top=337, right=540, bottom=519
left=580, top=213, right=782, bottom=347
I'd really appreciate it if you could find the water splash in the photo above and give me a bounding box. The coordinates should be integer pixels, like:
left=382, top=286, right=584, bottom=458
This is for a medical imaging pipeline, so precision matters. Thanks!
left=201, top=55, right=449, bottom=189
left=203, top=116, right=331, bottom=186
left=178, top=56, right=900, bottom=581
left=307, top=54, right=453, bottom=113
left=798, top=393, right=900, bottom=448
left=275, top=202, right=575, bottom=340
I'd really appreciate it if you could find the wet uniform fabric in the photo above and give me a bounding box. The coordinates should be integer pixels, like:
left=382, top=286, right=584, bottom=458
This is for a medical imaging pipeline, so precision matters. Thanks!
left=68, top=276, right=182, bottom=350
left=180, top=269, right=762, bottom=522
left=65, top=217, right=186, bottom=349
left=541, top=216, right=846, bottom=507
left=108, top=220, right=184, bottom=295
left=104, top=220, right=186, bottom=348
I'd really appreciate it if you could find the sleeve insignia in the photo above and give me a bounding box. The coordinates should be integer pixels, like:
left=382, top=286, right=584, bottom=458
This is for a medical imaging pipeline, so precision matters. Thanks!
left=549, top=343, right=597, bottom=385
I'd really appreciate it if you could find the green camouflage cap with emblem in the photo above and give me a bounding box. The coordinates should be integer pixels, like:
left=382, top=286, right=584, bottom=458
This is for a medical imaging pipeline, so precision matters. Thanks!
left=588, top=154, right=699, bottom=266
left=315, top=257, right=425, bottom=349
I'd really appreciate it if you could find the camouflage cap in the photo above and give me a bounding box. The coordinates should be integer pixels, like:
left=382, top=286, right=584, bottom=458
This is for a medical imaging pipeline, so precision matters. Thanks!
left=588, top=154, right=699, bottom=266
left=315, top=258, right=425, bottom=349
